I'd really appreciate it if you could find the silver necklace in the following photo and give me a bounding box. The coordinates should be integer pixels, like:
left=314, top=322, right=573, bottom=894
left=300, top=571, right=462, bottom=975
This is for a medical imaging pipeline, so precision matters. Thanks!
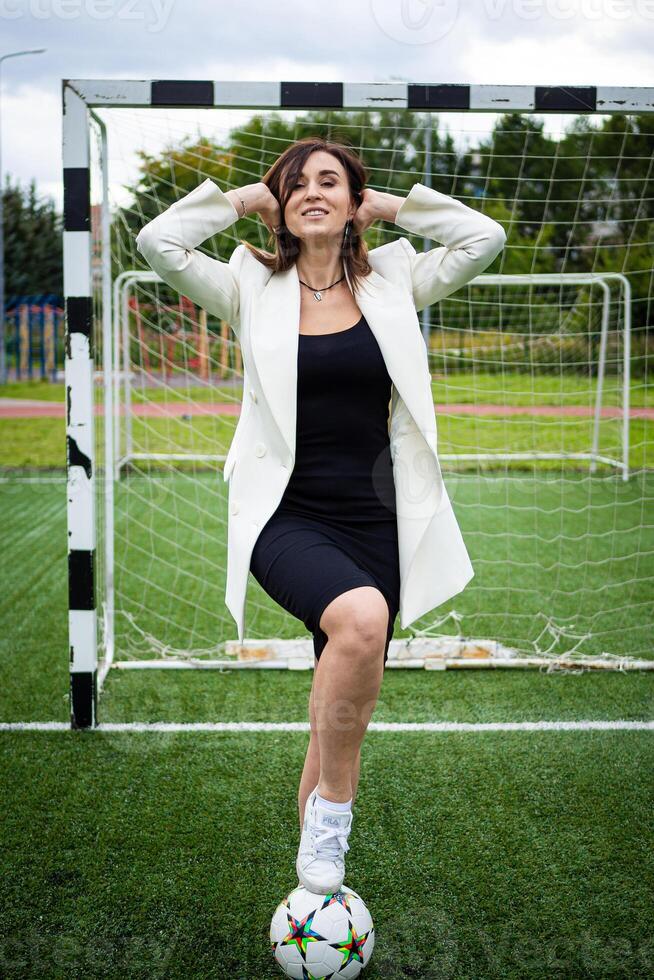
left=298, top=274, right=345, bottom=302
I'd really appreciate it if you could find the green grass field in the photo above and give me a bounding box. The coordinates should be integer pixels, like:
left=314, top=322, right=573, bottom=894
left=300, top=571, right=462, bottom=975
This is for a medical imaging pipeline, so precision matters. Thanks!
left=3, top=373, right=654, bottom=405
left=1, top=379, right=653, bottom=979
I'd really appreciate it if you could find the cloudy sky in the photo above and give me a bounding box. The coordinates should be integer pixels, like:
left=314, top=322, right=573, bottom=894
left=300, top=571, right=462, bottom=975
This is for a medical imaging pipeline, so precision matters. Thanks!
left=2, top=0, right=653, bottom=211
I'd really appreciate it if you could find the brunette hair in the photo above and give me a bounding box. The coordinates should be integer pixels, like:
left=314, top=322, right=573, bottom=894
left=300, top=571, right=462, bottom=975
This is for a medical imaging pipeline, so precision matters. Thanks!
left=242, top=136, right=373, bottom=296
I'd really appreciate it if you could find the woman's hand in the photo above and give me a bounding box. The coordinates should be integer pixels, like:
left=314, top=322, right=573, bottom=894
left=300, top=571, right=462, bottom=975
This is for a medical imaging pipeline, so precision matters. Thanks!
left=353, top=187, right=405, bottom=235
left=352, top=188, right=383, bottom=237
left=254, top=183, right=283, bottom=236
left=225, top=182, right=282, bottom=235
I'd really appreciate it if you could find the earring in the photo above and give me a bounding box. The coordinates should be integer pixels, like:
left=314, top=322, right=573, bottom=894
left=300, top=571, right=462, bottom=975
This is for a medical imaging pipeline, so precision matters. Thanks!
left=342, top=219, right=352, bottom=249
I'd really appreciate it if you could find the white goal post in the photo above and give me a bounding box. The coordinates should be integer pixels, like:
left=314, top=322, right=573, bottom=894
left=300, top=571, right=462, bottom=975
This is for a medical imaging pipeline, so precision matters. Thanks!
left=63, top=80, right=654, bottom=728
left=115, top=269, right=632, bottom=478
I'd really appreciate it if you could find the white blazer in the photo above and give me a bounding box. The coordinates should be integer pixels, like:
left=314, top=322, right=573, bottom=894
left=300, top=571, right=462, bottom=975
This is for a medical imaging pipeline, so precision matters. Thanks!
left=136, top=178, right=506, bottom=643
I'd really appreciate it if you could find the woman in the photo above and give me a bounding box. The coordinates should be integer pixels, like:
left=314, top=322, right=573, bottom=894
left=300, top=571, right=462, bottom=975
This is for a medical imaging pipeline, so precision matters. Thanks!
left=136, top=137, right=506, bottom=896
left=233, top=141, right=404, bottom=896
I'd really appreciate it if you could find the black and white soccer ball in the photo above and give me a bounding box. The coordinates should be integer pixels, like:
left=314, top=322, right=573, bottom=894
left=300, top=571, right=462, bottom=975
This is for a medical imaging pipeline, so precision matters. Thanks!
left=270, top=884, right=375, bottom=978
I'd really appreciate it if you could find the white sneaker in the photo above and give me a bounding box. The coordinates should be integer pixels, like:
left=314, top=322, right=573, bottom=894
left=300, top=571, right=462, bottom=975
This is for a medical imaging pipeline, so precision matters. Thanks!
left=296, top=787, right=353, bottom=895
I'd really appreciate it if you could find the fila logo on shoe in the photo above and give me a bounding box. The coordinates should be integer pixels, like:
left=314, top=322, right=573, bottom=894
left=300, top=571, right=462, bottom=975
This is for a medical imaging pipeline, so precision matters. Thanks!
left=322, top=815, right=344, bottom=827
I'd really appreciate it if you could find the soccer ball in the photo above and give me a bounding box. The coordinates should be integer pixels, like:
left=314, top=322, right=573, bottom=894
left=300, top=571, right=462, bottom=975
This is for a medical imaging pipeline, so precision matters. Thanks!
left=270, top=884, right=375, bottom=978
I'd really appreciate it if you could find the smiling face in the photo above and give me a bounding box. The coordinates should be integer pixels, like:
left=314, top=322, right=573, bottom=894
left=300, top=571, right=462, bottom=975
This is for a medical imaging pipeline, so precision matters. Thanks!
left=282, top=150, right=357, bottom=243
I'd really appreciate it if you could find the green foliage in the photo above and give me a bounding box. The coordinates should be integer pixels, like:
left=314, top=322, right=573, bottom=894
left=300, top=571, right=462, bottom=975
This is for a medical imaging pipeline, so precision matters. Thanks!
left=482, top=112, right=653, bottom=331
left=3, top=174, right=62, bottom=298
left=108, top=107, right=654, bottom=337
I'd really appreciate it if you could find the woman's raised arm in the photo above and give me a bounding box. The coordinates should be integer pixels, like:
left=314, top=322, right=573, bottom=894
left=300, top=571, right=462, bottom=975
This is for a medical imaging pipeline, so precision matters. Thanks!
left=135, top=178, right=273, bottom=329
left=391, top=182, right=506, bottom=312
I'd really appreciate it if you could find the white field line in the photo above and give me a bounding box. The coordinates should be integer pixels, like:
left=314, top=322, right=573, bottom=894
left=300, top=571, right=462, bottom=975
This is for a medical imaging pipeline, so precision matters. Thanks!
left=0, top=720, right=652, bottom=733
left=0, top=476, right=65, bottom=483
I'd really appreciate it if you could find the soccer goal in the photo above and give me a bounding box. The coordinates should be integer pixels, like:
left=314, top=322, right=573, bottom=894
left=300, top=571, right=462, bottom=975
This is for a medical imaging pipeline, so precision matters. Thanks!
left=63, top=80, right=654, bottom=727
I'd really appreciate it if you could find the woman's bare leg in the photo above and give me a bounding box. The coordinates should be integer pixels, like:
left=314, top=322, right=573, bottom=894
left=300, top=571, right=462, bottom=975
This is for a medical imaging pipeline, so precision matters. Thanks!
left=313, top=587, right=386, bottom=804
left=298, top=660, right=363, bottom=830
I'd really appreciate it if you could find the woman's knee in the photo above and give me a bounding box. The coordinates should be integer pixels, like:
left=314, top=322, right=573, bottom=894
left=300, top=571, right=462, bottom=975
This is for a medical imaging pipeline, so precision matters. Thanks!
left=319, top=586, right=389, bottom=652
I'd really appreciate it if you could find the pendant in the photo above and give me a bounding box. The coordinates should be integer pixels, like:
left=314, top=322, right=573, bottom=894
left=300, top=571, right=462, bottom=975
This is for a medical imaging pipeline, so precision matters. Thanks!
left=314, top=291, right=322, bottom=301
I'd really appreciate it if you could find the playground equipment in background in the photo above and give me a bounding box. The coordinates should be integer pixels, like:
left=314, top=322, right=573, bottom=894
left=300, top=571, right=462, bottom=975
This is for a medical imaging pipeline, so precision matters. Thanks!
left=5, top=295, right=64, bottom=382
left=127, top=291, right=242, bottom=381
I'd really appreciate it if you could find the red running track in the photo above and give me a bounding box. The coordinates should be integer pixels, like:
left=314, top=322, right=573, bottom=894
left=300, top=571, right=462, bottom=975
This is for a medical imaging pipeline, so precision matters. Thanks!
left=1, top=399, right=652, bottom=420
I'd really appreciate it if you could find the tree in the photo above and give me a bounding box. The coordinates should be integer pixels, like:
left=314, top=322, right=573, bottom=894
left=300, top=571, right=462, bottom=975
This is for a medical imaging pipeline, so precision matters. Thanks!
left=3, top=174, right=62, bottom=300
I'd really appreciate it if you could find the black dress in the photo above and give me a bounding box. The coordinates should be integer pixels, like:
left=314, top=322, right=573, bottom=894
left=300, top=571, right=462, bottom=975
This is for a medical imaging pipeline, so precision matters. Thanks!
left=249, top=314, right=400, bottom=666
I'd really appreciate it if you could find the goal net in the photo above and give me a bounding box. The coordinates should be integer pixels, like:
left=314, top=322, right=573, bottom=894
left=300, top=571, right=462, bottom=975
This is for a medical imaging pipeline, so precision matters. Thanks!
left=64, top=81, right=653, bottom=723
